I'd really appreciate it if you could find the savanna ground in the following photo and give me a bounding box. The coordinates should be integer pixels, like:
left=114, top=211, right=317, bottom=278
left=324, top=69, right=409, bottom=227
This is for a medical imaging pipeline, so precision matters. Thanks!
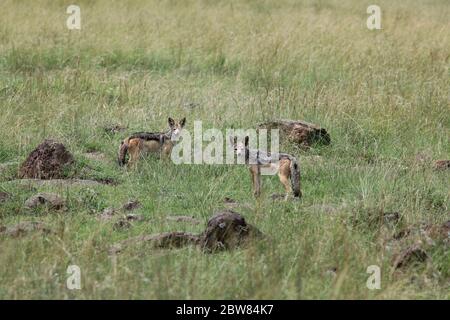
left=0, top=0, right=449, bottom=299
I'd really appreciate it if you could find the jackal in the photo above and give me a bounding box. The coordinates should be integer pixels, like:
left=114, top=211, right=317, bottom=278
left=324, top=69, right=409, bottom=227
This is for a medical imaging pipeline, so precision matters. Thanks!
left=118, top=117, right=186, bottom=167
left=230, top=136, right=302, bottom=199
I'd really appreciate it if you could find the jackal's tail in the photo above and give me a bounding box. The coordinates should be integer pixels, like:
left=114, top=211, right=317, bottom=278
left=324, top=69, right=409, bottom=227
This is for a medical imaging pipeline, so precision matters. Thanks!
left=118, top=139, right=129, bottom=166
left=290, top=157, right=301, bottom=198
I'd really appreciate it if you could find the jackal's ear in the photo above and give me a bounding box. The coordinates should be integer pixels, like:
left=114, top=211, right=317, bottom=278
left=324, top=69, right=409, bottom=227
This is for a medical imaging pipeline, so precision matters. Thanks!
left=168, top=117, right=175, bottom=128
left=180, top=117, right=186, bottom=127
left=244, top=136, right=249, bottom=147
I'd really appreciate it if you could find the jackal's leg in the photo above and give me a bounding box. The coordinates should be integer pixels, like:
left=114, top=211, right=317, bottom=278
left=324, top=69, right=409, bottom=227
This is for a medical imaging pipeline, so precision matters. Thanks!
left=161, top=143, right=173, bottom=161
left=127, top=139, right=141, bottom=169
left=278, top=158, right=292, bottom=200
left=249, top=165, right=261, bottom=198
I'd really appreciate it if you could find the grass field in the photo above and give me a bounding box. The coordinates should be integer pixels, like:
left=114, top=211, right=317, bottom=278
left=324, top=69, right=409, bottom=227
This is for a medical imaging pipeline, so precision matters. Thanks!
left=0, top=0, right=449, bottom=299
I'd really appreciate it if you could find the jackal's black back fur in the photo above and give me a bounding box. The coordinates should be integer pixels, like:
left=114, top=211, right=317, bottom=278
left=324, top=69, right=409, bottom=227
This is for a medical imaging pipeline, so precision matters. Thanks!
left=129, top=132, right=165, bottom=142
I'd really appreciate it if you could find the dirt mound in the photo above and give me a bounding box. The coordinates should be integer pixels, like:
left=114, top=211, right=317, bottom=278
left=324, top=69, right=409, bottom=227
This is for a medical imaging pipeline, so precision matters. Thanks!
left=110, top=210, right=264, bottom=254
left=19, top=139, right=74, bottom=179
left=25, top=193, right=65, bottom=211
left=393, top=244, right=428, bottom=269
left=258, top=119, right=330, bottom=148
left=434, top=160, right=450, bottom=170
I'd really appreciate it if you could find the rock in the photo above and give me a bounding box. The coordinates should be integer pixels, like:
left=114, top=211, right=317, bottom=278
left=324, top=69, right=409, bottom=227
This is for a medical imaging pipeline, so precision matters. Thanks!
left=434, top=160, right=450, bottom=170
left=393, top=244, right=428, bottom=269
left=166, top=215, right=201, bottom=225
left=0, top=221, right=51, bottom=237
left=122, top=200, right=141, bottom=211
left=19, top=139, right=74, bottom=179
left=109, top=210, right=264, bottom=254
left=25, top=193, right=65, bottom=211
left=0, top=191, right=11, bottom=203
left=199, top=210, right=264, bottom=252
left=258, top=119, right=330, bottom=148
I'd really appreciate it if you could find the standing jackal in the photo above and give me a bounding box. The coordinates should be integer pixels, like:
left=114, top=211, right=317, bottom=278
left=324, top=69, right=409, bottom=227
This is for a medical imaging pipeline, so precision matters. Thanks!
left=118, top=117, right=186, bottom=167
left=230, top=136, right=302, bottom=199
